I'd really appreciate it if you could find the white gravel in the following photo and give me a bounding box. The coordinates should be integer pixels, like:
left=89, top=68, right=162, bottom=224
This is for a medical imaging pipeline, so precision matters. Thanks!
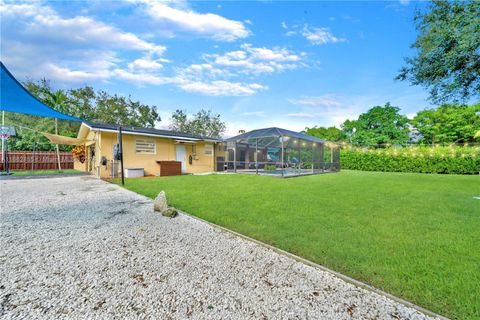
left=0, top=176, right=440, bottom=320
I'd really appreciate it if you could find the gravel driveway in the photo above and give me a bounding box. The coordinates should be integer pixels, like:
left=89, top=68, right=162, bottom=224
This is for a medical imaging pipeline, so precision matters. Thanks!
left=0, top=176, right=439, bottom=320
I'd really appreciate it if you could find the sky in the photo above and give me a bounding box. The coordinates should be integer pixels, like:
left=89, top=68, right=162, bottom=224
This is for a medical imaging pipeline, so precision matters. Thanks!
left=0, top=0, right=432, bottom=136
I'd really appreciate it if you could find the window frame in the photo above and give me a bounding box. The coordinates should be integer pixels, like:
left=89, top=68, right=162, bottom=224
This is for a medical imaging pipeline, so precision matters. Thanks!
left=204, top=144, right=213, bottom=156
left=135, top=139, right=157, bottom=155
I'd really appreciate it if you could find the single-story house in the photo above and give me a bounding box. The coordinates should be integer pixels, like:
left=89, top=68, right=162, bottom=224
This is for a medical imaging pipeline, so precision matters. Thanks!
left=74, top=122, right=221, bottom=178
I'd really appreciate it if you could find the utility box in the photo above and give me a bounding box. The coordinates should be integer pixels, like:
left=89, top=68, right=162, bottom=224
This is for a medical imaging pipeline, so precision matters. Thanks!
left=124, top=168, right=144, bottom=178
left=156, top=161, right=181, bottom=176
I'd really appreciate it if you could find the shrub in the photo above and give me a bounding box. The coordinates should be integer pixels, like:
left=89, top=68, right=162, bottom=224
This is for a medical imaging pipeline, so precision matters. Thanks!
left=340, top=146, right=480, bottom=174
left=264, top=164, right=277, bottom=171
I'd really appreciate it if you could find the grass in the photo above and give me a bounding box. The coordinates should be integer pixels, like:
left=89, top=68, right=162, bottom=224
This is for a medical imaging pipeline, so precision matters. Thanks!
left=11, top=169, right=80, bottom=175
left=120, top=171, right=480, bottom=319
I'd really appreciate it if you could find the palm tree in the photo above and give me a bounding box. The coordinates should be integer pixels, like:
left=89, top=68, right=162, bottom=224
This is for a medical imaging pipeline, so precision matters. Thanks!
left=41, top=89, right=69, bottom=171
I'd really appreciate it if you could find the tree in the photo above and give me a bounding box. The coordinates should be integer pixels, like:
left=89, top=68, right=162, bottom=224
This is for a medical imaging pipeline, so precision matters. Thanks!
left=411, top=103, right=480, bottom=144
left=396, top=1, right=480, bottom=103
left=24, top=80, right=161, bottom=127
left=41, top=88, right=71, bottom=169
left=169, top=109, right=226, bottom=138
left=304, top=126, right=345, bottom=142
left=341, top=103, right=410, bottom=147
left=10, top=80, right=80, bottom=151
left=6, top=80, right=161, bottom=151
left=169, top=110, right=189, bottom=133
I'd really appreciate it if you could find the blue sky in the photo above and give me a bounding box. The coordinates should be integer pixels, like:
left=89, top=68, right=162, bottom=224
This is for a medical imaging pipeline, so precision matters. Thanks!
left=0, top=0, right=431, bottom=136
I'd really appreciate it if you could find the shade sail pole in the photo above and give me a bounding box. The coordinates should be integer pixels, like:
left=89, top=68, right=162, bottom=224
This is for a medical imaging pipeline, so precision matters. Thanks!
left=233, top=141, right=237, bottom=173
left=1, top=111, right=4, bottom=164
left=312, top=143, right=314, bottom=174
left=118, top=126, right=124, bottom=185
left=281, top=135, right=284, bottom=177
left=255, top=138, right=258, bottom=175
left=55, top=118, right=61, bottom=171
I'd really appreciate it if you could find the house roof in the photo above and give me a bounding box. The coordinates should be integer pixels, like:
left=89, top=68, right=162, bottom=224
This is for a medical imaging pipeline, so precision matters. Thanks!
left=225, top=127, right=324, bottom=143
left=79, top=122, right=221, bottom=142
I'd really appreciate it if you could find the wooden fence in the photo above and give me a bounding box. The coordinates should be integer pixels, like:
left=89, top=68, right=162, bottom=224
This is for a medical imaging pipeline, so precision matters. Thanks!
left=0, top=151, right=74, bottom=171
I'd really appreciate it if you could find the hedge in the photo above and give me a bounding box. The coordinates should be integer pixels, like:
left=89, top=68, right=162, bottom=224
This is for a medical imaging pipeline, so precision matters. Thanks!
left=340, top=146, right=480, bottom=174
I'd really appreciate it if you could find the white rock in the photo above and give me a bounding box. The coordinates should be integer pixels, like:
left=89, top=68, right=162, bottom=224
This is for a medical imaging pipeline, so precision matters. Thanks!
left=153, top=191, right=167, bottom=212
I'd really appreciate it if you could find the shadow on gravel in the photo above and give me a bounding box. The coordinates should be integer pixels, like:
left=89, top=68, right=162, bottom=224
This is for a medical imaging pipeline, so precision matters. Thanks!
left=0, top=172, right=90, bottom=180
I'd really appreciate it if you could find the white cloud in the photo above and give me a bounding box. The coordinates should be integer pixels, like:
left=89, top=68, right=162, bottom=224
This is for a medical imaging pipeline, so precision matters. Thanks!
left=113, top=69, right=170, bottom=85
left=41, top=63, right=111, bottom=82
left=135, top=0, right=250, bottom=41
left=178, top=81, right=267, bottom=96
left=301, top=25, right=346, bottom=45
left=128, top=57, right=164, bottom=71
left=282, top=23, right=346, bottom=45
left=168, top=44, right=304, bottom=96
left=286, top=112, right=317, bottom=119
left=243, top=44, right=302, bottom=62
left=0, top=1, right=296, bottom=97
left=281, top=21, right=288, bottom=29
left=204, top=44, right=304, bottom=75
left=179, top=63, right=229, bottom=79
left=399, top=0, right=410, bottom=5
left=240, top=111, right=266, bottom=116
left=0, top=1, right=167, bottom=83
left=289, top=94, right=343, bottom=108
left=285, top=93, right=395, bottom=127
left=1, top=2, right=165, bottom=54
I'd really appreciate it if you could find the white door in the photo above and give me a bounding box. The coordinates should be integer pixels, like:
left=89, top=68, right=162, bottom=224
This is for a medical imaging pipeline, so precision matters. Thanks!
left=175, top=145, right=186, bottom=173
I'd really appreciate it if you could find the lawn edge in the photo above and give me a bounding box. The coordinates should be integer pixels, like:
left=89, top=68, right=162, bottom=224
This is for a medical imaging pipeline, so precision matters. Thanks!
left=0, top=172, right=88, bottom=180
left=178, top=209, right=449, bottom=320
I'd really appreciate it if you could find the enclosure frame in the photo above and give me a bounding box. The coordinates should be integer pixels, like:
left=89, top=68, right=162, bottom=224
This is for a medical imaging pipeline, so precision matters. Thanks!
left=219, top=127, right=340, bottom=177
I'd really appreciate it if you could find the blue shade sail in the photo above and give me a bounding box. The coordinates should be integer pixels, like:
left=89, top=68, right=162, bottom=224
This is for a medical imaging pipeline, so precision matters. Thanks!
left=0, top=62, right=84, bottom=122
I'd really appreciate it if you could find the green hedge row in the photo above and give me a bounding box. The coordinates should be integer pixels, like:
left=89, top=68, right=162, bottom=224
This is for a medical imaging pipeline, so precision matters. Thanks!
left=340, top=147, right=480, bottom=174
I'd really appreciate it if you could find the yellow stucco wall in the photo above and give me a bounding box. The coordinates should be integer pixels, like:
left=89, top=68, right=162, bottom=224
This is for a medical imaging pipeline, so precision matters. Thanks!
left=73, top=158, right=87, bottom=171
left=184, top=142, right=215, bottom=173
left=76, top=128, right=216, bottom=178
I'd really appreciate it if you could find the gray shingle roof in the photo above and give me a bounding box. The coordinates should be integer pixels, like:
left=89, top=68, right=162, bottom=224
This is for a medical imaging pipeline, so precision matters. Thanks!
left=225, top=127, right=324, bottom=143
left=86, top=122, right=221, bottom=141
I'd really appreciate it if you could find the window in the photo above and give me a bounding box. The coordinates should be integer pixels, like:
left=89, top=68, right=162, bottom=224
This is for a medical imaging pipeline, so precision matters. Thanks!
left=204, top=144, right=213, bottom=156
left=135, top=139, right=156, bottom=154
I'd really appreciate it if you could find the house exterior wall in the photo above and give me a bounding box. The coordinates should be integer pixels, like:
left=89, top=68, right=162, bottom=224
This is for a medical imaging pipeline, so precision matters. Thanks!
left=73, top=158, right=86, bottom=171
left=74, top=130, right=96, bottom=173
left=184, top=142, right=215, bottom=173
left=76, top=128, right=215, bottom=178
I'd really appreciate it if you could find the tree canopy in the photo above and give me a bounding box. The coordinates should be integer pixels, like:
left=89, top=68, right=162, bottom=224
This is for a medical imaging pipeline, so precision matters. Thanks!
left=304, top=126, right=345, bottom=142
left=396, top=1, right=480, bottom=103
left=411, top=103, right=480, bottom=144
left=341, top=103, right=410, bottom=147
left=6, top=80, right=161, bottom=151
left=169, top=109, right=226, bottom=138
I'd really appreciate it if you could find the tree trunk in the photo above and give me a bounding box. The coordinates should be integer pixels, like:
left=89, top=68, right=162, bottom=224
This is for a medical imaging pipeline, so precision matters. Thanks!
left=55, top=118, right=62, bottom=171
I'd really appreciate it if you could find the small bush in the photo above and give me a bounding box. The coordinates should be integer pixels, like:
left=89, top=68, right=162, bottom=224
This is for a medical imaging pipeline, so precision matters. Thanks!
left=264, top=164, right=277, bottom=171
left=341, top=146, right=480, bottom=174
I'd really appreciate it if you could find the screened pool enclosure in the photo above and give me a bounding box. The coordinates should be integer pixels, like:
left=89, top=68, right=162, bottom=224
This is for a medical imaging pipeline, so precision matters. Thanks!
left=219, top=127, right=340, bottom=177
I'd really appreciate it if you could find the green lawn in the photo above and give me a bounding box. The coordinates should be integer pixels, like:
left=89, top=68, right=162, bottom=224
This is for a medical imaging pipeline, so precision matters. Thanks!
left=11, top=169, right=80, bottom=175
left=121, top=171, right=480, bottom=319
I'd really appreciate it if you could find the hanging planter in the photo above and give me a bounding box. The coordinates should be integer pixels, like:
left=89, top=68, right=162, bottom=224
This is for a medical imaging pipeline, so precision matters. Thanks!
left=72, top=145, right=86, bottom=163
